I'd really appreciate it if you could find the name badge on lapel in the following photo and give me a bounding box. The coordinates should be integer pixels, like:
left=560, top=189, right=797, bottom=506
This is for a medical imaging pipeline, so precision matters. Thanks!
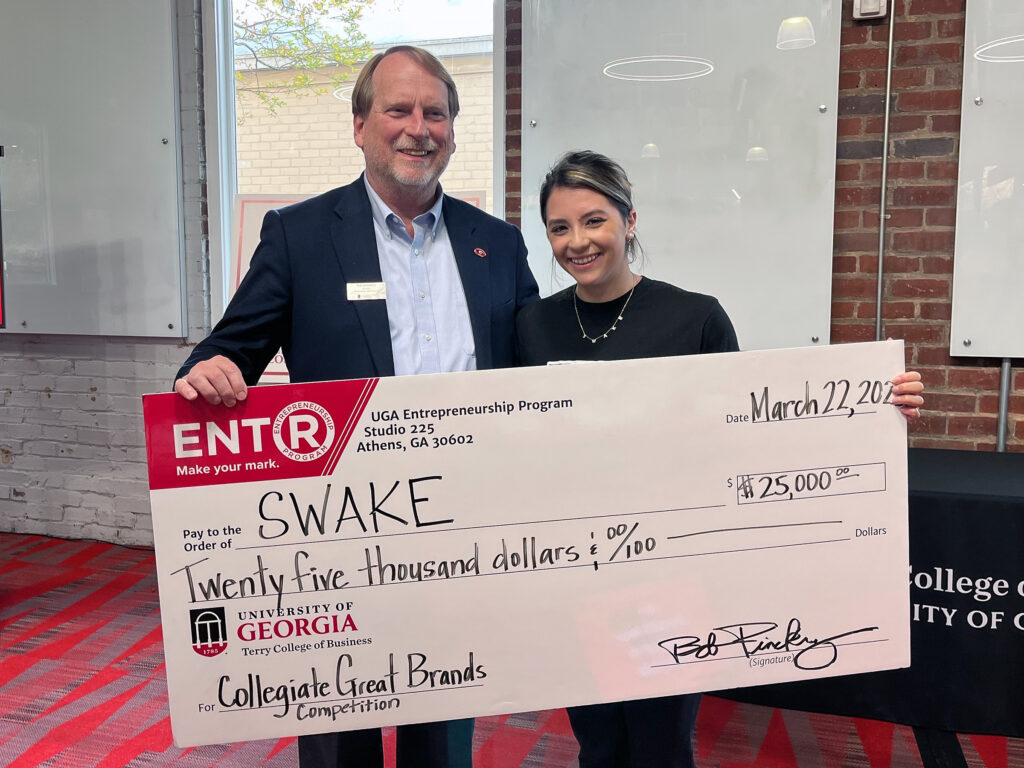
left=346, top=282, right=387, bottom=301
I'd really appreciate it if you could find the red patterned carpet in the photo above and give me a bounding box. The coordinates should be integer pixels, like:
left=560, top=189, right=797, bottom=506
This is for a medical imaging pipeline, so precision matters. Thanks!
left=1, top=532, right=1019, bottom=767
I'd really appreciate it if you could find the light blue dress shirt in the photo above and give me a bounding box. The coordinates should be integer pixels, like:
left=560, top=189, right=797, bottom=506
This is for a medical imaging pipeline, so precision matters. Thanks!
left=364, top=178, right=477, bottom=376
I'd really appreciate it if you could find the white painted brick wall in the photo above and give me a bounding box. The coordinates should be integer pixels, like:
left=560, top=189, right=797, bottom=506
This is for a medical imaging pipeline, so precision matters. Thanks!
left=0, top=0, right=206, bottom=546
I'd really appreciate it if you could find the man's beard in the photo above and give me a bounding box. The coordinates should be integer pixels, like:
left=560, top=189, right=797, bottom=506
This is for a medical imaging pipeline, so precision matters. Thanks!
left=386, top=138, right=450, bottom=187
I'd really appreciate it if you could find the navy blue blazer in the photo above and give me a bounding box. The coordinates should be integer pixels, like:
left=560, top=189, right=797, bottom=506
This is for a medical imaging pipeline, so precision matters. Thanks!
left=177, top=178, right=539, bottom=384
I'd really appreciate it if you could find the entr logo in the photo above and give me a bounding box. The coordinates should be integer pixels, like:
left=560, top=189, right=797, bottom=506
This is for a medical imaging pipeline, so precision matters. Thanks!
left=273, top=401, right=335, bottom=462
left=173, top=400, right=335, bottom=463
left=190, top=606, right=228, bottom=657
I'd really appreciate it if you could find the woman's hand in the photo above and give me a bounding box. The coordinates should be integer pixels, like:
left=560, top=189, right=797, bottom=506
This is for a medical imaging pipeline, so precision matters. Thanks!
left=892, top=370, right=924, bottom=420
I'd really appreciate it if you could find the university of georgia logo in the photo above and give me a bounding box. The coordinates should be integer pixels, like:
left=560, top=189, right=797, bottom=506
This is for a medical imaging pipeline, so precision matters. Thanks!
left=273, top=400, right=336, bottom=462
left=190, top=606, right=228, bottom=657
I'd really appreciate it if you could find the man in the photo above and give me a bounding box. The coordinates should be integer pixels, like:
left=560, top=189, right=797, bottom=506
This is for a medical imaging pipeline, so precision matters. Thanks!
left=175, top=45, right=539, bottom=768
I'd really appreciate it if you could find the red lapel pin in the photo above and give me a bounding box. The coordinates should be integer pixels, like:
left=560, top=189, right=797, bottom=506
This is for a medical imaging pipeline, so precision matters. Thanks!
left=474, top=247, right=487, bottom=258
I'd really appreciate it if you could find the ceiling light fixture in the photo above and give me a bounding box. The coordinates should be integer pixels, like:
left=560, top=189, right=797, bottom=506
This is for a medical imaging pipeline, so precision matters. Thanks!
left=777, top=17, right=816, bottom=50
left=602, top=55, right=714, bottom=82
left=974, top=34, right=1024, bottom=63
left=640, top=142, right=661, bottom=159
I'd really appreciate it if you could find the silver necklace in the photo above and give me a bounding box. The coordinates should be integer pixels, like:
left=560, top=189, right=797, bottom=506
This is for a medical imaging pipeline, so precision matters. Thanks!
left=573, top=279, right=638, bottom=344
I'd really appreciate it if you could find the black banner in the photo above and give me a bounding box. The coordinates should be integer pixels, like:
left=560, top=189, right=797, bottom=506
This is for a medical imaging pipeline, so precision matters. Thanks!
left=720, top=450, right=1024, bottom=737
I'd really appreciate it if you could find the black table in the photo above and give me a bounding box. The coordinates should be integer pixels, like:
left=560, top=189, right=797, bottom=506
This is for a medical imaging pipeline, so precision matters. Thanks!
left=719, top=449, right=1024, bottom=762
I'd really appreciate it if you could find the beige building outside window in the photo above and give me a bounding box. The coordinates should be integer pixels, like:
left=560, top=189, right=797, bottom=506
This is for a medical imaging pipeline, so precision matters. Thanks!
left=234, top=34, right=496, bottom=213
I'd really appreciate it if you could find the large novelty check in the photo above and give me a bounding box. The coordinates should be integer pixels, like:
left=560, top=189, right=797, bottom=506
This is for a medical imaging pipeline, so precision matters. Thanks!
left=143, top=341, right=910, bottom=747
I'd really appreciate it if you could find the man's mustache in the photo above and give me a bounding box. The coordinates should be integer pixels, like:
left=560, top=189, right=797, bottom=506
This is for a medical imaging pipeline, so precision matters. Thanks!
left=393, top=140, right=440, bottom=153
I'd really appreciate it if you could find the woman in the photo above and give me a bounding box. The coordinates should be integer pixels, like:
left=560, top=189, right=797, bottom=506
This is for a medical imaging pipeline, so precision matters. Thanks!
left=515, top=150, right=924, bottom=768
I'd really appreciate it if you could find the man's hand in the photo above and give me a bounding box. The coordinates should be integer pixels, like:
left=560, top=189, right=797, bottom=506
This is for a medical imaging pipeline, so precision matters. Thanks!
left=892, top=370, right=924, bottom=421
left=174, top=355, right=248, bottom=407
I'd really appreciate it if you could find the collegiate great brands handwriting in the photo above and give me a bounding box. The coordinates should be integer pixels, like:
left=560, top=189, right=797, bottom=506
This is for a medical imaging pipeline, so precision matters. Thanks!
left=217, top=651, right=486, bottom=721
left=144, top=341, right=911, bottom=747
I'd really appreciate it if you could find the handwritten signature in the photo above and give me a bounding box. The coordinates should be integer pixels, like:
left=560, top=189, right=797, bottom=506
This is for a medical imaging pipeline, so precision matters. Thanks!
left=657, top=618, right=878, bottom=670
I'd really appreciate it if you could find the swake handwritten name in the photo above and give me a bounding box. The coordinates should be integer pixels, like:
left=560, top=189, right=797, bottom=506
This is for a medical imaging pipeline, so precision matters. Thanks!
left=257, top=476, right=453, bottom=539
left=657, top=618, right=878, bottom=670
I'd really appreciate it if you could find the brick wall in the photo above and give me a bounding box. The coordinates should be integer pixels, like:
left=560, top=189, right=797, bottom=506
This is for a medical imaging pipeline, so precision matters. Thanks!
left=504, top=4, right=524, bottom=228
left=505, top=0, right=1022, bottom=452
left=0, top=0, right=209, bottom=544
left=832, top=0, right=1021, bottom=450
left=236, top=54, right=496, bottom=212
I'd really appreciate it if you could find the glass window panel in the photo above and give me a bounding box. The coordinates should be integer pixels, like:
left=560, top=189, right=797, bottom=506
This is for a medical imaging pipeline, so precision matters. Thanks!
left=231, top=0, right=495, bottom=212
left=521, top=0, right=841, bottom=351
left=950, top=0, right=1024, bottom=358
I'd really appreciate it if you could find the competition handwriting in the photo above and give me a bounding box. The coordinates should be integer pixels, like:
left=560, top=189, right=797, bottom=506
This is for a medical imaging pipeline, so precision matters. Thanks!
left=656, top=618, right=881, bottom=670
